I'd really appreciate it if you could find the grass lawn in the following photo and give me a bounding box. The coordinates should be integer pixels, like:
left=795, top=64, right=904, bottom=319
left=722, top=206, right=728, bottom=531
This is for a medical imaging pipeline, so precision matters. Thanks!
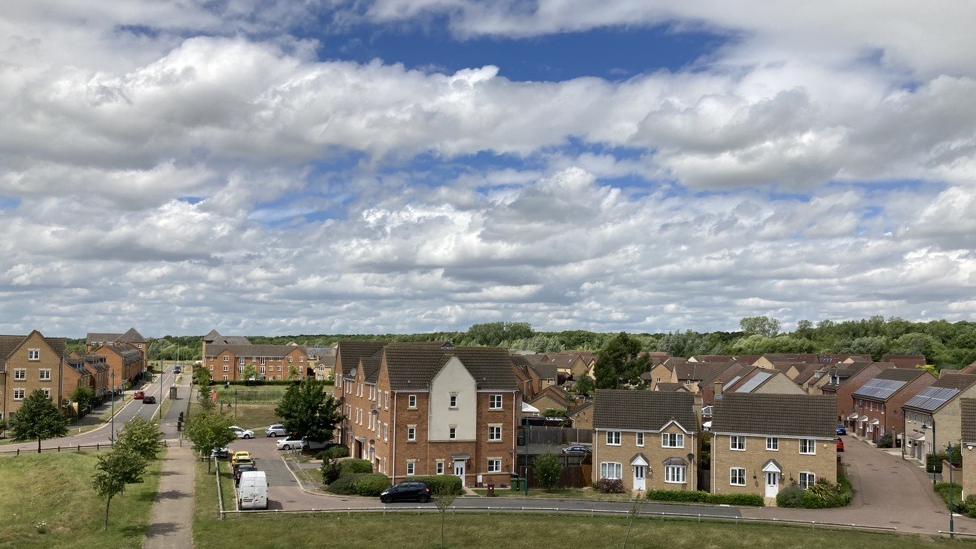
left=0, top=450, right=163, bottom=549
left=470, top=486, right=636, bottom=501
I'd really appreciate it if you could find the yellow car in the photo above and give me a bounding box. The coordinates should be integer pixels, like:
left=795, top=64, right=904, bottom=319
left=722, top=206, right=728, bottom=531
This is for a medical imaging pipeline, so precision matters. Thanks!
left=230, top=451, right=252, bottom=466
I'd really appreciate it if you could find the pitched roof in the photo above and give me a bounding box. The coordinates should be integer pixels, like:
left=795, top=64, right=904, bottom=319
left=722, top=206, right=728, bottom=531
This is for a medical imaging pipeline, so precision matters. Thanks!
left=206, top=344, right=307, bottom=359
left=852, top=368, right=930, bottom=400
left=337, top=341, right=386, bottom=378
left=593, top=389, right=697, bottom=432
left=0, top=333, right=66, bottom=372
left=962, top=398, right=976, bottom=443
left=712, top=393, right=836, bottom=438
left=903, top=373, right=976, bottom=412
left=383, top=344, right=516, bottom=391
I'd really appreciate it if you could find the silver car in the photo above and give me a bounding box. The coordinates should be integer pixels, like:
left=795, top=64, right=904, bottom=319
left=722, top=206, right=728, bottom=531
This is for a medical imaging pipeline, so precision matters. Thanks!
left=265, top=424, right=287, bottom=437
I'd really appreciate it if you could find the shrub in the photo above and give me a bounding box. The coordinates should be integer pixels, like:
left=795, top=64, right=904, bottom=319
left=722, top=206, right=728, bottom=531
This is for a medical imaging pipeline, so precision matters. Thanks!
left=318, top=445, right=350, bottom=460
left=777, top=477, right=852, bottom=509
left=412, top=475, right=464, bottom=496
left=776, top=485, right=806, bottom=508
left=326, top=473, right=369, bottom=495
left=594, top=478, right=625, bottom=494
left=320, top=460, right=341, bottom=485
left=876, top=432, right=893, bottom=448
left=646, top=490, right=764, bottom=507
left=340, top=459, right=373, bottom=475
left=963, top=495, right=976, bottom=518
left=935, top=482, right=964, bottom=512
left=354, top=473, right=391, bottom=496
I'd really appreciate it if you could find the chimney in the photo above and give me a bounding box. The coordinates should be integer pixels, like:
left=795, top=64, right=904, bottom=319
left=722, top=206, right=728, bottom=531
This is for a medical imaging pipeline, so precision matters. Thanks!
left=714, top=380, right=723, bottom=399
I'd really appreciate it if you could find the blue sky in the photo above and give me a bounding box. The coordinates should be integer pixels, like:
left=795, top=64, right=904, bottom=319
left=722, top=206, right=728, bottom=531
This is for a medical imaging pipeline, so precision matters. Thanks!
left=1, top=1, right=975, bottom=338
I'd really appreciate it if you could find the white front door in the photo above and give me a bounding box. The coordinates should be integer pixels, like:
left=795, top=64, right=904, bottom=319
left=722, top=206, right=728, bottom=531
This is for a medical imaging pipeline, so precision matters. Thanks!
left=633, top=465, right=646, bottom=491
left=454, top=460, right=466, bottom=483
left=764, top=471, right=779, bottom=498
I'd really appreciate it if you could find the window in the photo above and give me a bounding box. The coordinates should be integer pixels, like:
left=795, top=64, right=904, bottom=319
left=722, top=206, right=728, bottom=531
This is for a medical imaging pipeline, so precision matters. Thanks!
left=223, top=365, right=229, bottom=372
left=408, top=394, right=417, bottom=409
left=606, top=431, right=621, bottom=446
left=665, top=465, right=686, bottom=484
left=288, top=357, right=293, bottom=363
left=239, top=357, right=245, bottom=364
left=384, top=391, right=390, bottom=410
left=383, top=424, right=388, bottom=442
left=13, top=369, right=26, bottom=381
left=209, top=365, right=214, bottom=371
left=662, top=433, right=684, bottom=448
left=42, top=388, right=51, bottom=398
left=436, top=461, right=445, bottom=475
left=799, top=439, right=816, bottom=455
left=489, top=394, right=503, bottom=410
left=488, top=459, right=502, bottom=473
left=260, top=366, right=266, bottom=374
left=260, top=358, right=266, bottom=365
left=600, top=462, right=622, bottom=479
left=407, top=425, right=416, bottom=442
left=449, top=426, right=457, bottom=439
left=730, top=468, right=746, bottom=486
left=28, top=349, right=39, bottom=361
left=730, top=436, right=745, bottom=451
left=449, top=393, right=458, bottom=409
left=222, top=375, right=228, bottom=380
left=13, top=389, right=25, bottom=400
left=406, top=461, right=415, bottom=476
left=223, top=356, right=229, bottom=362
left=799, top=472, right=816, bottom=488
left=766, top=437, right=779, bottom=451
left=239, top=365, right=244, bottom=373
left=488, top=424, right=502, bottom=441
left=39, top=369, right=51, bottom=381
left=636, top=432, right=644, bottom=447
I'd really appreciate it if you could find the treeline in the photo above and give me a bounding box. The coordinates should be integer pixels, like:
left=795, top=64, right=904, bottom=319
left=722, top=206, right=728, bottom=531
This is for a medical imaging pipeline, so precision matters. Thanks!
left=65, top=316, right=976, bottom=370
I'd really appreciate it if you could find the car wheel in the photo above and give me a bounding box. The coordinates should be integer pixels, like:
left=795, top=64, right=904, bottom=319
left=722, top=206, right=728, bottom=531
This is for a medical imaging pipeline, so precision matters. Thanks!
left=269, top=433, right=277, bottom=437
left=381, top=495, right=392, bottom=504
left=282, top=444, right=291, bottom=450
left=418, top=495, right=429, bottom=503
left=244, top=434, right=251, bottom=439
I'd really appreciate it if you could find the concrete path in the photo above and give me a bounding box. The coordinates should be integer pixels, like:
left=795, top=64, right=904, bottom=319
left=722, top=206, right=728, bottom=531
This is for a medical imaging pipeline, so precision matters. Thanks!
left=144, top=444, right=196, bottom=549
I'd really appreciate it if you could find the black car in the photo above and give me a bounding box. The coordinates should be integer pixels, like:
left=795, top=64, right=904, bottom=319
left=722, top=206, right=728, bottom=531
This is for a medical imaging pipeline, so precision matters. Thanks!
left=380, top=481, right=431, bottom=503
left=234, top=464, right=257, bottom=485
left=143, top=395, right=157, bottom=404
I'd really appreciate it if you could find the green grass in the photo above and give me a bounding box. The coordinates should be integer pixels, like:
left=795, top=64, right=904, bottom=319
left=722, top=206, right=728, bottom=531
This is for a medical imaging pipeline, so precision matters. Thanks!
left=470, top=486, right=634, bottom=501
left=0, top=450, right=163, bottom=549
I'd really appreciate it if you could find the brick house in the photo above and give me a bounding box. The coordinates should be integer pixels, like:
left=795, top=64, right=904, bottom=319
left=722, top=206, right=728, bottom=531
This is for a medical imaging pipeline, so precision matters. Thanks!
left=67, top=353, right=111, bottom=398
left=0, top=330, right=67, bottom=421
left=204, top=344, right=310, bottom=381
left=711, top=393, right=836, bottom=504
left=201, top=330, right=251, bottom=363
left=93, top=343, right=145, bottom=387
left=86, top=328, right=148, bottom=363
left=593, top=389, right=699, bottom=493
left=851, top=368, right=936, bottom=444
left=819, top=361, right=892, bottom=424
left=901, top=373, right=976, bottom=463
left=959, top=398, right=976, bottom=498
left=335, top=341, right=519, bottom=487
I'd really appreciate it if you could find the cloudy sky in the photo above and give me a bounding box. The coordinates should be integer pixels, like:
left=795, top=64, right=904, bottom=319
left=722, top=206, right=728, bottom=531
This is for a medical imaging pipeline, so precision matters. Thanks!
left=2, top=1, right=975, bottom=338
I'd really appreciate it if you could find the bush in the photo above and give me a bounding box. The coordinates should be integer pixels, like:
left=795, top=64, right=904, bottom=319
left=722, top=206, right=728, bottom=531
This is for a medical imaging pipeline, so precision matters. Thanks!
left=646, top=490, right=764, bottom=507
left=340, top=459, right=373, bottom=475
left=777, top=477, right=852, bottom=509
left=876, top=432, right=893, bottom=448
left=326, top=473, right=368, bottom=495
left=776, top=485, right=806, bottom=508
left=963, top=495, right=976, bottom=518
left=935, top=482, right=964, bottom=512
left=412, top=475, right=463, bottom=496
left=594, top=478, right=625, bottom=494
left=321, top=460, right=341, bottom=485
left=318, top=445, right=350, bottom=460
left=354, top=473, right=392, bottom=496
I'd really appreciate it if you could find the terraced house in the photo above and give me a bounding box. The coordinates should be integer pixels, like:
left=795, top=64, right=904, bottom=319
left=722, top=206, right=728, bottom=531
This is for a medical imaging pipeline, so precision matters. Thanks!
left=334, top=341, right=519, bottom=487
left=0, top=330, right=67, bottom=421
left=204, top=343, right=310, bottom=381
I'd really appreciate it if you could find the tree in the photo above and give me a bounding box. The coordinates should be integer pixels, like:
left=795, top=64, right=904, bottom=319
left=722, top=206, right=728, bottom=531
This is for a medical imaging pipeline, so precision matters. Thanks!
left=241, top=363, right=258, bottom=385
left=573, top=374, right=595, bottom=396
left=115, top=417, right=164, bottom=461
left=431, top=483, right=459, bottom=549
left=594, top=333, right=644, bottom=389
left=467, top=322, right=534, bottom=346
left=9, top=389, right=68, bottom=453
left=92, top=447, right=147, bottom=530
left=183, top=410, right=236, bottom=471
left=275, top=378, right=343, bottom=443
left=71, top=385, right=95, bottom=414
left=534, top=451, right=564, bottom=492
left=194, top=365, right=212, bottom=388
left=739, top=316, right=781, bottom=338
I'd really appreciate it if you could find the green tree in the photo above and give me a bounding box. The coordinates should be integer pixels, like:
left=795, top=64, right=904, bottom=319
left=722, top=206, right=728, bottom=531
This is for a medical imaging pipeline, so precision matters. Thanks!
left=572, top=374, right=595, bottom=396
left=92, top=447, right=147, bottom=530
left=183, top=410, right=236, bottom=471
left=9, top=389, right=68, bottom=453
left=467, top=322, right=534, bottom=346
left=534, top=451, right=564, bottom=491
left=594, top=333, right=644, bottom=389
left=275, top=378, right=343, bottom=443
left=740, top=316, right=781, bottom=337
left=194, top=366, right=212, bottom=388
left=241, top=363, right=258, bottom=385
left=115, top=417, right=164, bottom=461
left=70, top=385, right=95, bottom=414
left=432, top=483, right=459, bottom=549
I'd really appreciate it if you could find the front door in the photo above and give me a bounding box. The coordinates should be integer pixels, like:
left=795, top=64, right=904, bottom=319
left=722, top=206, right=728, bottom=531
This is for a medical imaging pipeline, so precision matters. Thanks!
left=764, top=471, right=779, bottom=498
left=633, top=465, right=646, bottom=491
left=454, top=460, right=466, bottom=484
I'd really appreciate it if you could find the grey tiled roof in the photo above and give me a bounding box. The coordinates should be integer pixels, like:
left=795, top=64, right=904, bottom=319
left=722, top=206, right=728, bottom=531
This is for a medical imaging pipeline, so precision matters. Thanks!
left=0, top=333, right=66, bottom=371
left=903, top=374, right=976, bottom=412
left=384, top=344, right=516, bottom=391
left=961, top=398, right=976, bottom=443
left=206, top=344, right=307, bottom=359
left=337, top=341, right=386, bottom=378
left=712, top=393, right=836, bottom=438
left=593, top=389, right=697, bottom=432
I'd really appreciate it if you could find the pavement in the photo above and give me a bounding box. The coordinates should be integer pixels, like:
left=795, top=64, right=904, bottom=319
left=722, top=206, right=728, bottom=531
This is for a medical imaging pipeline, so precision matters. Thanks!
left=143, top=444, right=196, bottom=549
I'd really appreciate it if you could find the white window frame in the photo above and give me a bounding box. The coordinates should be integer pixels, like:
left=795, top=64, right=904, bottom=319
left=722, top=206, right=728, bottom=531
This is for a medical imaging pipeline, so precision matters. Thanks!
left=223, top=365, right=229, bottom=372
left=799, top=439, right=816, bottom=455
left=606, top=431, right=621, bottom=446
left=28, top=349, right=40, bottom=361
left=600, top=462, right=622, bottom=479
left=636, top=432, right=644, bottom=447
left=766, top=437, right=779, bottom=451
left=730, top=467, right=746, bottom=486
left=407, top=425, right=416, bottom=442
left=449, top=426, right=457, bottom=440
left=488, top=424, right=502, bottom=441
left=13, top=388, right=26, bottom=400
left=13, top=368, right=26, bottom=381
left=406, top=461, right=415, bottom=476
left=449, top=393, right=458, bottom=409
left=408, top=394, right=417, bottom=409
left=730, top=435, right=746, bottom=451
left=39, top=369, right=52, bottom=381
left=223, top=356, right=229, bottom=362
left=665, top=465, right=686, bottom=484
left=487, top=459, right=502, bottom=473
left=662, top=433, right=684, bottom=448
left=799, top=471, right=816, bottom=488
left=489, top=394, right=503, bottom=410
left=436, top=461, right=445, bottom=475
left=42, top=388, right=51, bottom=398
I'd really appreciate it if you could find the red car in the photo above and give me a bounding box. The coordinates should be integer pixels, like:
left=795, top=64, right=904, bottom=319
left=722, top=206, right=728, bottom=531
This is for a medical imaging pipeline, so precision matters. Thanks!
left=836, top=437, right=844, bottom=452
left=133, top=391, right=145, bottom=399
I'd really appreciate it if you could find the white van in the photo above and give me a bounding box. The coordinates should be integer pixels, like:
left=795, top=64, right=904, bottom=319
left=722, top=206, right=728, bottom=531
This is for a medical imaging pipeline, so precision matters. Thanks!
left=238, top=470, right=268, bottom=510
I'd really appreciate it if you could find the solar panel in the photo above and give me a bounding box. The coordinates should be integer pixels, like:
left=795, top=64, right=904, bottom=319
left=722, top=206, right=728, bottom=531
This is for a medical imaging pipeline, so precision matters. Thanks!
left=736, top=372, right=773, bottom=393
left=853, top=378, right=907, bottom=400
left=904, top=387, right=960, bottom=411
left=722, top=375, right=743, bottom=391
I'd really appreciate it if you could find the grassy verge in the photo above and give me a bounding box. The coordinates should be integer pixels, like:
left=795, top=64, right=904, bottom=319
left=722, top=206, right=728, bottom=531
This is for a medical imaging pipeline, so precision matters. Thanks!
left=470, top=487, right=634, bottom=501
left=0, top=449, right=163, bottom=549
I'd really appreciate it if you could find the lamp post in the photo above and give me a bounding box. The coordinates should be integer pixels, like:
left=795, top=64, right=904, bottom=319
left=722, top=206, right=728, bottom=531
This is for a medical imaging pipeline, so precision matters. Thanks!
left=110, top=371, right=115, bottom=445
left=947, top=441, right=955, bottom=539
left=157, top=358, right=163, bottom=422
left=922, top=421, right=937, bottom=485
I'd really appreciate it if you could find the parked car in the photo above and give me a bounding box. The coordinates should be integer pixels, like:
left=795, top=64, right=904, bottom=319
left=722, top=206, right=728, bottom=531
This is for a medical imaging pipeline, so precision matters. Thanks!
left=836, top=424, right=847, bottom=436
left=561, top=445, right=592, bottom=456
left=133, top=391, right=145, bottom=400
left=276, top=436, right=306, bottom=451
left=143, top=395, right=156, bottom=404
left=231, top=451, right=253, bottom=466
left=380, top=481, right=431, bottom=503
left=234, top=463, right=257, bottom=485
left=230, top=426, right=254, bottom=439
left=238, top=470, right=268, bottom=510
left=265, top=424, right=287, bottom=437
left=211, top=446, right=231, bottom=460
left=836, top=437, right=845, bottom=452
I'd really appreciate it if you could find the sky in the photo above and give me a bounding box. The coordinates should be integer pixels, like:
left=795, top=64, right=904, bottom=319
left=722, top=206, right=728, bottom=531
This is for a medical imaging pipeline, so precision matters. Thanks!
left=2, top=1, right=976, bottom=339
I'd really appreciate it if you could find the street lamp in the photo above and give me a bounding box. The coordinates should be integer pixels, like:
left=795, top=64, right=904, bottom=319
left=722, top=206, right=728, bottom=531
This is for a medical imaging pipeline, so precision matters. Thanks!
left=922, top=421, right=936, bottom=485
left=110, top=371, right=115, bottom=445
left=947, top=441, right=955, bottom=539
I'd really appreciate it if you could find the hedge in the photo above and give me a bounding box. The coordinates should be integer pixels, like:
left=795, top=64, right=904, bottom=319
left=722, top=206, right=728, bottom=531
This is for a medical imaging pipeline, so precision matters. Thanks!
left=645, top=490, right=764, bottom=507
left=326, top=473, right=391, bottom=496
left=318, top=445, right=350, bottom=460
left=340, top=459, right=373, bottom=475
left=776, top=475, right=852, bottom=509
left=594, top=478, right=625, bottom=494
left=411, top=475, right=463, bottom=496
